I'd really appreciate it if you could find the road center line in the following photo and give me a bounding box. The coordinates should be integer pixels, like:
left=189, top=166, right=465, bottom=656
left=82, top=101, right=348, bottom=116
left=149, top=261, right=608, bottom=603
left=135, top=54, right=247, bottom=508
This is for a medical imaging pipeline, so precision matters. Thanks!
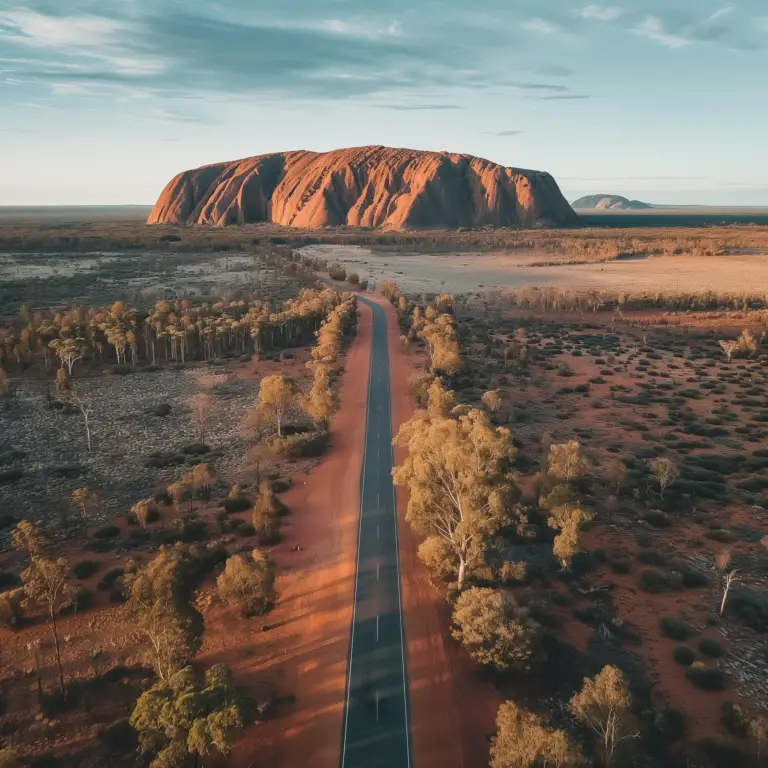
left=376, top=614, right=379, bottom=642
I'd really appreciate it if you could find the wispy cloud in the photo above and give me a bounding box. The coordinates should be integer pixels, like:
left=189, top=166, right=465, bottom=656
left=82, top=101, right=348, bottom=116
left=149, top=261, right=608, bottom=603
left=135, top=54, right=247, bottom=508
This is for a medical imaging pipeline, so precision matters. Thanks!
left=707, top=7, right=734, bottom=23
left=483, top=129, right=523, bottom=136
left=508, top=82, right=568, bottom=92
left=376, top=103, right=462, bottom=111
left=632, top=16, right=692, bottom=48
left=535, top=94, right=592, bottom=100
left=321, top=18, right=402, bottom=39
left=578, top=6, right=624, bottom=22
left=522, top=18, right=560, bottom=35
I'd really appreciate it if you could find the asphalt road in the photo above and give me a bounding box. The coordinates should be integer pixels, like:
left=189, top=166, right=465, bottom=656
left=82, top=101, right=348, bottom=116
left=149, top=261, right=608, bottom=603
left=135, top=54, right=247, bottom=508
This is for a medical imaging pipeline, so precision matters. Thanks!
left=340, top=296, right=411, bottom=768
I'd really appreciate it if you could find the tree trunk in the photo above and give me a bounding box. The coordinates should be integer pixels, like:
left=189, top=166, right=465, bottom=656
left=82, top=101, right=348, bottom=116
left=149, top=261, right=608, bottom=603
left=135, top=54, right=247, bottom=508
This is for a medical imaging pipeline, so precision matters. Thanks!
left=457, top=558, right=466, bottom=591
left=720, top=586, right=729, bottom=616
left=50, top=608, right=65, bottom=697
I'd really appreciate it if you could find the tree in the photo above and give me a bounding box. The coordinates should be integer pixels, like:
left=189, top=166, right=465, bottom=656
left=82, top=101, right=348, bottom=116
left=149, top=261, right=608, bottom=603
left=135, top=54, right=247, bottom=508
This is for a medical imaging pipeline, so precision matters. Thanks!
left=719, top=339, right=738, bottom=362
left=302, top=364, right=336, bottom=427
left=191, top=463, right=217, bottom=501
left=738, top=328, right=758, bottom=357
left=49, top=336, right=87, bottom=375
left=548, top=505, right=593, bottom=570
left=569, top=665, right=639, bottom=767
left=124, top=547, right=204, bottom=681
left=21, top=556, right=76, bottom=696
left=130, top=664, right=246, bottom=768
left=649, top=457, right=677, bottom=498
left=71, top=487, right=99, bottom=535
left=379, top=280, right=401, bottom=301
left=451, top=587, right=542, bottom=671
left=131, top=498, right=156, bottom=529
left=426, top=378, right=456, bottom=419
left=0, top=749, right=22, bottom=768
left=394, top=408, right=517, bottom=590
left=749, top=715, right=767, bottom=765
left=12, top=520, right=49, bottom=561
left=491, top=700, right=583, bottom=768
left=188, top=393, right=213, bottom=443
left=257, top=374, right=295, bottom=436
left=481, top=389, right=503, bottom=414
left=604, top=459, right=627, bottom=498
left=548, top=441, right=589, bottom=484
left=244, top=440, right=275, bottom=485
left=60, top=386, right=94, bottom=450
left=417, top=536, right=458, bottom=579
left=715, top=549, right=739, bottom=616
left=217, top=549, right=276, bottom=617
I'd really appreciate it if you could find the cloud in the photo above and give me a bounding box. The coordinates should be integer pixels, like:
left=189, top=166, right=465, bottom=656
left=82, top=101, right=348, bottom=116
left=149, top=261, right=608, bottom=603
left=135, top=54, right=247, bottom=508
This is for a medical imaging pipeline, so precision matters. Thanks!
left=535, top=94, right=592, bottom=100
left=507, top=82, right=568, bottom=92
left=706, top=7, right=733, bottom=23
left=0, top=9, right=124, bottom=48
left=632, top=16, right=692, bottom=48
left=536, top=65, right=574, bottom=77
left=376, top=103, right=462, bottom=110
left=578, top=6, right=624, bottom=22
left=321, top=18, right=402, bottom=39
left=521, top=18, right=560, bottom=35
left=483, top=129, right=523, bottom=136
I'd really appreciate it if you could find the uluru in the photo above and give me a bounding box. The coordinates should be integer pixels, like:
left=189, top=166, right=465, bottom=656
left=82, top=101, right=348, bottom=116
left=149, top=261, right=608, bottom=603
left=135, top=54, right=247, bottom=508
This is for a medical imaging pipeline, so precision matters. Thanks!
left=147, top=145, right=578, bottom=229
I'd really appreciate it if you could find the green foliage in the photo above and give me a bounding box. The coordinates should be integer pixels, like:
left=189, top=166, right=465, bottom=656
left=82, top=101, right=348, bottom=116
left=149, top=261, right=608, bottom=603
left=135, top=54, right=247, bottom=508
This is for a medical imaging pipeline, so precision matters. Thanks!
left=217, top=550, right=276, bottom=618
left=673, top=646, right=695, bottom=666
left=130, top=664, right=249, bottom=768
left=450, top=587, right=543, bottom=671
left=72, top=560, right=99, bottom=579
left=698, top=637, right=724, bottom=658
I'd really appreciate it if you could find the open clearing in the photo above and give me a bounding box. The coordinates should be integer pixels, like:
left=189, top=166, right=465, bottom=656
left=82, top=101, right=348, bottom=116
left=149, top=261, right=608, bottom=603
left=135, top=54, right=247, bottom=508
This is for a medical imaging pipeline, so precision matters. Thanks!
left=300, top=244, right=768, bottom=296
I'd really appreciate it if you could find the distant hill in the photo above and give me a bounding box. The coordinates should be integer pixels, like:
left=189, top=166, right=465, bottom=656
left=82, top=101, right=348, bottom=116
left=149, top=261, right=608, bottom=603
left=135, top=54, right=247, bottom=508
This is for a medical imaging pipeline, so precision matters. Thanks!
left=571, top=194, right=653, bottom=210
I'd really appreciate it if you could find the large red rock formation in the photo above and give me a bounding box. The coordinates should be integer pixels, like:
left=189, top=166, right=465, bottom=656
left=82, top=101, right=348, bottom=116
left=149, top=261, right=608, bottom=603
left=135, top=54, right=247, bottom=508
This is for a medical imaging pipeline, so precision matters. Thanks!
left=148, top=146, right=577, bottom=229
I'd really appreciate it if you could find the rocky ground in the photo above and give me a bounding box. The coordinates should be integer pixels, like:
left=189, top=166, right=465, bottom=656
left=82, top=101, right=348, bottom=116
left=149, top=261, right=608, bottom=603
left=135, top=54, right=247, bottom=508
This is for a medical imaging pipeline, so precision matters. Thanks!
left=0, top=362, right=263, bottom=537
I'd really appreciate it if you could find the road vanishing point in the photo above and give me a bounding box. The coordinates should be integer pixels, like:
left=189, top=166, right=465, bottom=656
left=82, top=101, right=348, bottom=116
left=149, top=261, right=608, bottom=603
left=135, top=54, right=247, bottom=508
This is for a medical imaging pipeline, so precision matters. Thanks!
left=340, top=296, right=411, bottom=768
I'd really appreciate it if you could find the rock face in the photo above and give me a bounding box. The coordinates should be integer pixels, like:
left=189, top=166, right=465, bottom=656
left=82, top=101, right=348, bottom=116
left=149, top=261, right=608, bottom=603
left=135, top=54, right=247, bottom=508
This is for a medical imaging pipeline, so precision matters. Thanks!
left=148, top=146, right=577, bottom=229
left=571, top=194, right=653, bottom=210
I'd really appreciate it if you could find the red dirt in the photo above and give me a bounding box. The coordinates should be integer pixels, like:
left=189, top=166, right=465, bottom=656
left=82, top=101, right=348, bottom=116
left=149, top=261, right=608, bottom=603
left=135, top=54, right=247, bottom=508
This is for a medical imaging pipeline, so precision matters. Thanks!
left=367, top=295, right=499, bottom=768
left=224, top=302, right=372, bottom=767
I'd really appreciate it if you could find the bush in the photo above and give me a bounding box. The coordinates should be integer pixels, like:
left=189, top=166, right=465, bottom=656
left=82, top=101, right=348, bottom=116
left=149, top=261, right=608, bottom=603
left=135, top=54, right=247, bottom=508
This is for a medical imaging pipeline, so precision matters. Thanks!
left=721, top=700, right=749, bottom=737
left=639, top=569, right=671, bottom=593
left=499, top=560, right=528, bottom=585
left=699, top=637, right=724, bottom=658
left=236, top=522, right=256, bottom=538
left=0, top=588, right=24, bottom=628
left=0, top=572, right=20, bottom=590
left=0, top=469, right=24, bottom=485
left=609, top=559, right=631, bottom=574
left=347, top=272, right=360, bottom=285
left=660, top=616, right=691, bottom=640
left=181, top=443, right=210, bottom=455
left=98, top=718, right=138, bottom=753
left=275, top=431, right=331, bottom=459
left=218, top=497, right=251, bottom=514
left=673, top=646, right=695, bottom=666
left=686, top=663, right=725, bottom=691
left=61, top=586, right=93, bottom=614
left=72, top=560, right=100, bottom=579
left=98, top=569, right=123, bottom=591
left=92, top=524, right=120, bottom=540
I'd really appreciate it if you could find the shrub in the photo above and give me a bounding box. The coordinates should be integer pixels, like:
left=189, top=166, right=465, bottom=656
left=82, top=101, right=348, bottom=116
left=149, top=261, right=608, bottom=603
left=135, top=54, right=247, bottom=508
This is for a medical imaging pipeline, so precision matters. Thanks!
left=0, top=588, right=24, bottom=628
left=651, top=708, right=686, bottom=744
left=673, top=646, right=695, bottom=666
left=720, top=701, right=749, bottom=737
left=98, top=569, right=124, bottom=591
left=347, top=272, right=360, bottom=285
left=217, top=550, right=276, bottom=617
left=218, top=497, right=251, bottom=514
left=181, top=443, right=210, bottom=456
left=236, top=522, right=256, bottom=538
left=61, top=586, right=93, bottom=614
left=686, top=663, right=725, bottom=691
left=639, top=569, right=671, bottom=593
left=660, top=616, right=691, bottom=640
left=98, top=718, right=138, bottom=753
left=0, top=572, right=20, bottom=590
left=72, top=560, right=100, bottom=579
left=499, top=560, right=528, bottom=585
left=93, top=524, right=120, bottom=540
left=638, top=549, right=665, bottom=566
left=0, top=469, right=24, bottom=485
left=609, top=559, right=631, bottom=574
left=699, top=637, right=724, bottom=658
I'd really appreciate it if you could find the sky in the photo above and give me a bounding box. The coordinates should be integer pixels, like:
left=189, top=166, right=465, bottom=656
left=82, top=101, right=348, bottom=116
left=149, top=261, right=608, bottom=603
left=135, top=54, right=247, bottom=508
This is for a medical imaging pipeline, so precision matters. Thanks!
left=1, top=0, right=767, bottom=206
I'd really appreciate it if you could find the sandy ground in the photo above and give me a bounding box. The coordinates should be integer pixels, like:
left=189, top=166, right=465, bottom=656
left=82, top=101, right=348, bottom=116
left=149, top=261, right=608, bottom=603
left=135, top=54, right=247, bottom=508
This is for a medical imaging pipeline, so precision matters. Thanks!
left=224, top=304, right=372, bottom=767
left=370, top=295, right=499, bottom=768
left=301, top=245, right=768, bottom=295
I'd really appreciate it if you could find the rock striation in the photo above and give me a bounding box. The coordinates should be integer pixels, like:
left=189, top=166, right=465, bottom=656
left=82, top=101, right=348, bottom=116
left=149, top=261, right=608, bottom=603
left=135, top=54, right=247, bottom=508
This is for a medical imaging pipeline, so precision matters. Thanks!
left=148, top=146, right=577, bottom=229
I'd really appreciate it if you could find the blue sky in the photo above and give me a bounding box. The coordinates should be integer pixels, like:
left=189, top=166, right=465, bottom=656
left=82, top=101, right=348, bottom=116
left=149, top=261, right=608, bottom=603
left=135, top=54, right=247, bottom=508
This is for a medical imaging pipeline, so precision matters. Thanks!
left=1, top=0, right=767, bottom=206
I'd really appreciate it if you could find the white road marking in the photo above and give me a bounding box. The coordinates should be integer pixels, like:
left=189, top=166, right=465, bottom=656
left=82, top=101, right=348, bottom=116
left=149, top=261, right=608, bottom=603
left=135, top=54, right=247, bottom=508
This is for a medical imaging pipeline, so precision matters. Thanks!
left=376, top=614, right=379, bottom=642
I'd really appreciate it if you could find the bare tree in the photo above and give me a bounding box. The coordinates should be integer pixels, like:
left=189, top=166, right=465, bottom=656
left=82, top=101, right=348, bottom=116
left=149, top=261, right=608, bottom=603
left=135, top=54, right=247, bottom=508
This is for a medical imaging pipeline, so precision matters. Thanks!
left=715, top=550, right=739, bottom=616
left=60, top=387, right=93, bottom=451
left=188, top=393, right=212, bottom=443
left=719, top=340, right=738, bottom=362
left=649, top=457, right=677, bottom=499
